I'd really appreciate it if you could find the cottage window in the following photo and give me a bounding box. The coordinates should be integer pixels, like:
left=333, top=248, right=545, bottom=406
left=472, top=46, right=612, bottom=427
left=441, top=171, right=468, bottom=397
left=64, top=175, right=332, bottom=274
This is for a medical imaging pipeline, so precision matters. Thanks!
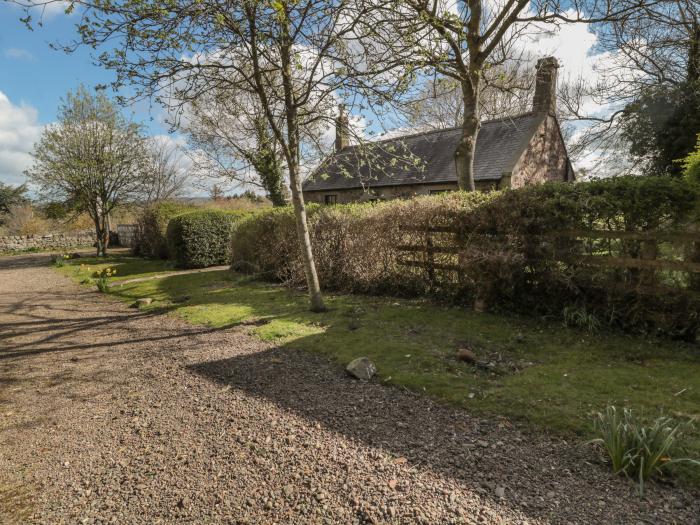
left=324, top=194, right=338, bottom=205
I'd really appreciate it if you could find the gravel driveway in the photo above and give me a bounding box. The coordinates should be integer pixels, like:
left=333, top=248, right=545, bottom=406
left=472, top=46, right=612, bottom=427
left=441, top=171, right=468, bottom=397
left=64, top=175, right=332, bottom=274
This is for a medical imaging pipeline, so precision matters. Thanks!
left=1, top=253, right=698, bottom=524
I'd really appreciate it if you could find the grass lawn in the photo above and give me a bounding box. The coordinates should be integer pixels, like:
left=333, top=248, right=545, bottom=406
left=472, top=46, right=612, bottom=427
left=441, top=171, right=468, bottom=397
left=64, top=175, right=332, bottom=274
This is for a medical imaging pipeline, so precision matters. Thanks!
left=58, top=254, right=700, bottom=486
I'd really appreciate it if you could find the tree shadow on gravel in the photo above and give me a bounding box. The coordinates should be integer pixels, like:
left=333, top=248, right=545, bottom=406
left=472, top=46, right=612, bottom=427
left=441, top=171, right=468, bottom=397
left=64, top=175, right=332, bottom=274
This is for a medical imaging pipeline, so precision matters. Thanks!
left=186, top=344, right=693, bottom=524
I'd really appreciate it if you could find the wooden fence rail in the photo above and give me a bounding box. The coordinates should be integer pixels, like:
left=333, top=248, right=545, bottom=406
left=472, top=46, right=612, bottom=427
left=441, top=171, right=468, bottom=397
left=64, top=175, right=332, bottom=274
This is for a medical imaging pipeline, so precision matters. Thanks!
left=396, top=226, right=700, bottom=282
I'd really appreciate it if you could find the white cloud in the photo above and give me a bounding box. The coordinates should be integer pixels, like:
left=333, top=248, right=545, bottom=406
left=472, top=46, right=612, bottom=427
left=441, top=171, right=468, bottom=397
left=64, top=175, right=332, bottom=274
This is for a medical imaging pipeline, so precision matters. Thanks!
left=512, top=12, right=631, bottom=122
left=0, top=91, right=43, bottom=186
left=3, top=48, right=36, bottom=62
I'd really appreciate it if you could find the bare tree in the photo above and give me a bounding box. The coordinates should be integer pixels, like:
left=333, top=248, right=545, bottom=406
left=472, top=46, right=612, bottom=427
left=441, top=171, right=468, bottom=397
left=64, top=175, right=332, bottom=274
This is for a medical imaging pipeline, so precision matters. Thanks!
left=371, top=0, right=647, bottom=189
left=25, top=85, right=146, bottom=256
left=401, top=62, right=534, bottom=130
left=142, top=137, right=188, bottom=204
left=209, top=183, right=225, bottom=201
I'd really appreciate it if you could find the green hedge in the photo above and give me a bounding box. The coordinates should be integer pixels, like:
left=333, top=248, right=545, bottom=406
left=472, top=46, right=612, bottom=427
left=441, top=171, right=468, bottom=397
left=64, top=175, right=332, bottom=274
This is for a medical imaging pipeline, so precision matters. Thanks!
left=135, top=201, right=198, bottom=259
left=232, top=177, right=700, bottom=338
left=167, top=209, right=248, bottom=268
left=231, top=192, right=492, bottom=294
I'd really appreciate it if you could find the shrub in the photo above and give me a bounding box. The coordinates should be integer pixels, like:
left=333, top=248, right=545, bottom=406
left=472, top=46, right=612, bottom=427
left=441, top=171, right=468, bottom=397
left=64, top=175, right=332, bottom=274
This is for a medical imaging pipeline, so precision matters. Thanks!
left=135, top=201, right=198, bottom=258
left=231, top=177, right=700, bottom=336
left=5, top=204, right=50, bottom=236
left=94, top=267, right=116, bottom=292
left=456, top=177, right=699, bottom=336
left=588, top=406, right=699, bottom=496
left=51, top=253, right=70, bottom=267
left=231, top=192, right=492, bottom=295
left=167, top=209, right=248, bottom=268
left=682, top=135, right=700, bottom=186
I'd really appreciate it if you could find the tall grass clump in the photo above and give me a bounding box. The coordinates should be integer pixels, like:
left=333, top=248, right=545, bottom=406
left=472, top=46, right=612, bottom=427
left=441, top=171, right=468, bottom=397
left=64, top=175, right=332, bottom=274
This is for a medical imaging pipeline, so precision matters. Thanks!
left=589, top=406, right=699, bottom=495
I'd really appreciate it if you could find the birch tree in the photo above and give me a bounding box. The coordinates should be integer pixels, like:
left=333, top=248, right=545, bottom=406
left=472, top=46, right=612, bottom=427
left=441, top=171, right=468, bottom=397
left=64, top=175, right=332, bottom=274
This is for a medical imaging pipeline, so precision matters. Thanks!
left=26, top=86, right=147, bottom=256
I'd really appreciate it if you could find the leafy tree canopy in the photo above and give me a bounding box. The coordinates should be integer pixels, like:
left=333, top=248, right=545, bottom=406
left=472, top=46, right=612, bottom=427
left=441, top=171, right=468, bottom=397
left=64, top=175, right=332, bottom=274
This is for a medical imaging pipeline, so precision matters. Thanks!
left=622, top=80, right=700, bottom=176
left=0, top=182, right=28, bottom=217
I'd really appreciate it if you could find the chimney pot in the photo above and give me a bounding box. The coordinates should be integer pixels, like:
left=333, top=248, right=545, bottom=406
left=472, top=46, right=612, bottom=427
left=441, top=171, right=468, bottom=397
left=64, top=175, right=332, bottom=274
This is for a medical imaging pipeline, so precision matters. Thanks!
left=533, top=57, right=559, bottom=114
left=335, top=104, right=349, bottom=152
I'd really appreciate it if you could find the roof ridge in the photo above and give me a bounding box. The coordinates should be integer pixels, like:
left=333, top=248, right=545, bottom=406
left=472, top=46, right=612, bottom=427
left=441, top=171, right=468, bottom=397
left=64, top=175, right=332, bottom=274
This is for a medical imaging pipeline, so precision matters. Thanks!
left=338, top=111, right=539, bottom=152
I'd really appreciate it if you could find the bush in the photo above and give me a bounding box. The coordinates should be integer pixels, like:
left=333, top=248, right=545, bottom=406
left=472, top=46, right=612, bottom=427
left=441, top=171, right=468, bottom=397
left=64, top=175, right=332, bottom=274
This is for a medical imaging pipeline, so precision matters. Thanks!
left=95, top=267, right=116, bottom=292
left=167, top=210, right=248, bottom=268
left=135, top=201, right=198, bottom=258
left=588, top=406, right=699, bottom=496
left=682, top=135, right=700, bottom=185
left=231, top=177, right=700, bottom=336
left=51, top=253, right=71, bottom=267
left=4, top=204, right=50, bottom=236
left=232, top=192, right=492, bottom=295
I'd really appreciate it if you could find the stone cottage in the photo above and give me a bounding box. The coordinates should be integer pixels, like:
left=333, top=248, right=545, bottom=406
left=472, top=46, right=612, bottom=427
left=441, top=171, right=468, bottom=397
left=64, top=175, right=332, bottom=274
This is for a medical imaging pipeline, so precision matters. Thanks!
left=303, top=57, right=574, bottom=204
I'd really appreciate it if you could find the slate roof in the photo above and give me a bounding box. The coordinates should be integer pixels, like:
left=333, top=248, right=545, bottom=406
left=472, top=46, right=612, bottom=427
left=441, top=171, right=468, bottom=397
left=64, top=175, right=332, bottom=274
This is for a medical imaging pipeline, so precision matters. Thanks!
left=303, top=112, right=546, bottom=192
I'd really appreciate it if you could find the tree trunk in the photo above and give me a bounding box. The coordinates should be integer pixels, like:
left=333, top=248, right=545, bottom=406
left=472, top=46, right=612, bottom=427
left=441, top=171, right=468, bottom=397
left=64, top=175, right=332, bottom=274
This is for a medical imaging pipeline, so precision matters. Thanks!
left=288, top=163, right=326, bottom=312
left=94, top=221, right=102, bottom=257
left=455, top=77, right=480, bottom=191
left=104, top=212, right=111, bottom=255
left=278, top=20, right=325, bottom=312
left=92, top=211, right=110, bottom=257
left=256, top=153, right=287, bottom=207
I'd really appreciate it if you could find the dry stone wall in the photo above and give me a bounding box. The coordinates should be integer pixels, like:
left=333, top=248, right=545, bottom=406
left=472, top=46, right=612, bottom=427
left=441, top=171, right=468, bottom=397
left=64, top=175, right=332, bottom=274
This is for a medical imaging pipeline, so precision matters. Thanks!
left=0, top=231, right=96, bottom=253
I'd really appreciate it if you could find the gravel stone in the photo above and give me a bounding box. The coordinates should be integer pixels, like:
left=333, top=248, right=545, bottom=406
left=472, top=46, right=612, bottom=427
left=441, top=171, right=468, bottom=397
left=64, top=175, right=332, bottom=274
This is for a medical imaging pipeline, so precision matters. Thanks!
left=0, top=253, right=698, bottom=524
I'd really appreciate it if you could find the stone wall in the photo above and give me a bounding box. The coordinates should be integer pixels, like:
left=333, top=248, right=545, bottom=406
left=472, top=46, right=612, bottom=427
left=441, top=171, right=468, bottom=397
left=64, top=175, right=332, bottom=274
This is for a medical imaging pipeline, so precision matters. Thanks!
left=510, top=115, right=570, bottom=188
left=0, top=230, right=96, bottom=253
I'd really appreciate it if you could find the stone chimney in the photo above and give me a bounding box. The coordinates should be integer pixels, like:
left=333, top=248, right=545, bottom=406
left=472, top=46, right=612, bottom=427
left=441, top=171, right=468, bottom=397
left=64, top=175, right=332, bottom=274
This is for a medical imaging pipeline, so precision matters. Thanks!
left=335, top=104, right=349, bottom=152
left=532, top=57, right=559, bottom=114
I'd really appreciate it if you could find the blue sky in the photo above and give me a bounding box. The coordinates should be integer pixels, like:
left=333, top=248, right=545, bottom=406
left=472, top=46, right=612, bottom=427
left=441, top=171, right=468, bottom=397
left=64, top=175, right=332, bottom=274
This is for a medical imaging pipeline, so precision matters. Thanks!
left=0, top=4, right=164, bottom=132
left=0, top=4, right=169, bottom=187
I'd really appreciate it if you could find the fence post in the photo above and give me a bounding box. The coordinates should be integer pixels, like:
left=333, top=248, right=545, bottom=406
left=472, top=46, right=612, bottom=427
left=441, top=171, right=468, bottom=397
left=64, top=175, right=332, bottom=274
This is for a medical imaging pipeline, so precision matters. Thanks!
left=639, top=236, right=658, bottom=287
left=688, top=225, right=700, bottom=292
left=425, top=229, right=436, bottom=288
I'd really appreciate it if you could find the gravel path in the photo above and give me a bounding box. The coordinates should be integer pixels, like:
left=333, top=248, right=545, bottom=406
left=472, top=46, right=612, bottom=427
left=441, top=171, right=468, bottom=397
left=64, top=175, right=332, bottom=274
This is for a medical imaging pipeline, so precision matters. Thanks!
left=1, top=253, right=698, bottom=524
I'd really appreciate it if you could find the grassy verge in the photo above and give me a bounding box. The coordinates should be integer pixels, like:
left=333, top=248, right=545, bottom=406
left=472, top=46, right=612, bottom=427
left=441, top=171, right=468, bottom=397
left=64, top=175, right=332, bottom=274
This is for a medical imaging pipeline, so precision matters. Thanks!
left=57, top=255, right=700, bottom=486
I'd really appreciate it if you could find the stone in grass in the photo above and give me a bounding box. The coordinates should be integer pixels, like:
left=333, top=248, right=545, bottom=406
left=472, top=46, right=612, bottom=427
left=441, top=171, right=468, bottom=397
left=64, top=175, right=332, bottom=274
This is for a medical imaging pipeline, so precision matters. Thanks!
left=346, top=357, right=376, bottom=381
left=133, top=298, right=154, bottom=308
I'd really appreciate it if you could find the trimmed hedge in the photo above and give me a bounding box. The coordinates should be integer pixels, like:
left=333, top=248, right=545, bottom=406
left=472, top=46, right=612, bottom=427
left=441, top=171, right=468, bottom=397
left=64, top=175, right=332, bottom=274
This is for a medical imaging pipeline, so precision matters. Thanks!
left=167, top=209, right=248, bottom=268
left=135, top=201, right=198, bottom=259
left=232, top=177, right=700, bottom=337
left=232, top=192, right=493, bottom=294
